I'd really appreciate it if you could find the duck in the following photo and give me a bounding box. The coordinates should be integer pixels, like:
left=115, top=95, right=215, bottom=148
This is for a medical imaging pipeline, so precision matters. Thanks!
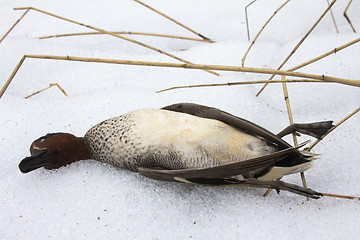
left=19, top=103, right=333, bottom=199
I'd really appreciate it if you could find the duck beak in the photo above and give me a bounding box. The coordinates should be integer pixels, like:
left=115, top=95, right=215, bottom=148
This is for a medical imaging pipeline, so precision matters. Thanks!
left=19, top=149, right=50, bottom=173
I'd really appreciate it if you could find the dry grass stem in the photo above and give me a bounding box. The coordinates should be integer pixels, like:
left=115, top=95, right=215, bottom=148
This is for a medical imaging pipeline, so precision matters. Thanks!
left=25, top=83, right=68, bottom=99
left=344, top=0, right=356, bottom=33
left=321, top=192, right=360, bottom=200
left=307, top=107, right=360, bottom=151
left=0, top=8, right=30, bottom=44
left=38, top=31, right=213, bottom=42
left=245, top=0, right=257, bottom=41
left=242, top=0, right=290, bottom=66
left=0, top=55, right=26, bottom=98
left=281, top=76, right=298, bottom=147
left=288, top=37, right=360, bottom=71
left=256, top=0, right=337, bottom=96
left=133, top=0, right=213, bottom=41
left=206, top=184, right=360, bottom=200
left=25, top=55, right=357, bottom=86
left=326, top=0, right=339, bottom=33
left=13, top=7, right=219, bottom=76
left=283, top=75, right=309, bottom=201
left=1, top=54, right=359, bottom=99
left=264, top=76, right=309, bottom=200
left=156, top=79, right=335, bottom=93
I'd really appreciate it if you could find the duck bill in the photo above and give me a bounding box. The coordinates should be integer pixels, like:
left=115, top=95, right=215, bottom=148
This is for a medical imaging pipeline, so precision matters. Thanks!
left=19, top=149, right=49, bottom=173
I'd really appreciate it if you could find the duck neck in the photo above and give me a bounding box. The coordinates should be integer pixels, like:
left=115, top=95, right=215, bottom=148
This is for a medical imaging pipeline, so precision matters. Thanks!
left=76, top=137, right=91, bottom=160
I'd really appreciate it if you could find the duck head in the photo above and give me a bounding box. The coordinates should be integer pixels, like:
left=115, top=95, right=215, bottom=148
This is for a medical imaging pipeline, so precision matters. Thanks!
left=19, top=133, right=90, bottom=173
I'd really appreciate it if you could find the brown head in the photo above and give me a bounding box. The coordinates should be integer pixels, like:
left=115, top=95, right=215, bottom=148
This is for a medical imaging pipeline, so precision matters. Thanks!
left=19, top=133, right=90, bottom=173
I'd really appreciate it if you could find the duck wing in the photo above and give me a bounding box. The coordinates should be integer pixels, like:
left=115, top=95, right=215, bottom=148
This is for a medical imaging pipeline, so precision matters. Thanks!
left=137, top=147, right=296, bottom=181
left=137, top=147, right=321, bottom=199
left=161, top=103, right=292, bottom=149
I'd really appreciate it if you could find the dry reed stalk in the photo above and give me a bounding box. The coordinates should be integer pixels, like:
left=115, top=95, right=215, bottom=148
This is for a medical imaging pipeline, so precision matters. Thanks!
left=25, top=83, right=68, bottom=99
left=206, top=184, right=360, bottom=200
left=24, top=55, right=357, bottom=85
left=306, top=107, right=360, bottom=151
left=1, top=55, right=359, bottom=99
left=344, top=0, right=356, bottom=33
left=0, top=8, right=30, bottom=44
left=256, top=0, right=337, bottom=96
left=288, top=37, right=360, bottom=72
left=242, top=0, right=290, bottom=66
left=245, top=0, right=257, bottom=41
left=259, top=37, right=360, bottom=138
left=281, top=76, right=298, bottom=147
left=156, top=79, right=334, bottom=93
left=38, top=31, right=213, bottom=42
left=321, top=192, right=360, bottom=200
left=0, top=55, right=26, bottom=98
left=13, top=7, right=219, bottom=76
left=263, top=76, right=310, bottom=200
left=326, top=0, right=339, bottom=33
left=133, top=0, right=213, bottom=41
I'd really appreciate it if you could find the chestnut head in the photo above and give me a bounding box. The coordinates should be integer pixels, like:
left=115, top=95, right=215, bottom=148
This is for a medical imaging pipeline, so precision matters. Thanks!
left=19, top=133, right=90, bottom=173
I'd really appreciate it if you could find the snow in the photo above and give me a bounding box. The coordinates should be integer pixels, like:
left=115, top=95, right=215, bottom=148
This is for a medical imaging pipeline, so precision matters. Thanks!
left=1, top=0, right=359, bottom=239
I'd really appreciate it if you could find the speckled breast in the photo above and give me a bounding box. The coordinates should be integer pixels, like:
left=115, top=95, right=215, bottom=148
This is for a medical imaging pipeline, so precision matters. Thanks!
left=84, top=109, right=277, bottom=172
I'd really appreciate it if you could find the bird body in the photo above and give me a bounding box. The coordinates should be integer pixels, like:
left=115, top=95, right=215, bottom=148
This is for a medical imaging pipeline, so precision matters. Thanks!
left=19, top=103, right=333, bottom=199
left=84, top=109, right=277, bottom=177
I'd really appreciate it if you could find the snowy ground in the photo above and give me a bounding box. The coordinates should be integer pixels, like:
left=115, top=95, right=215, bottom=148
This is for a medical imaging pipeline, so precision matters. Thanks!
left=1, top=0, right=359, bottom=239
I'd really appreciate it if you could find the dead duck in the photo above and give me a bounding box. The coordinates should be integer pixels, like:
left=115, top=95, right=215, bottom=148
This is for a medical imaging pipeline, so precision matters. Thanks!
left=19, top=103, right=333, bottom=199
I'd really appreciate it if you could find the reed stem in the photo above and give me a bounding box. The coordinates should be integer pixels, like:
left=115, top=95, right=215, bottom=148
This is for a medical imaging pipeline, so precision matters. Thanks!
left=242, top=0, right=290, bottom=66
left=245, top=0, right=257, bottom=41
left=2, top=54, right=359, bottom=99
left=326, top=0, right=339, bottom=33
left=133, top=0, right=212, bottom=41
left=288, top=38, right=360, bottom=72
left=0, top=8, right=30, bottom=44
left=38, top=31, right=213, bottom=42
left=307, top=107, right=360, bottom=151
left=344, top=0, right=356, bottom=33
left=25, top=83, right=68, bottom=99
left=13, top=7, right=219, bottom=76
left=156, top=79, right=333, bottom=93
left=256, top=0, right=337, bottom=96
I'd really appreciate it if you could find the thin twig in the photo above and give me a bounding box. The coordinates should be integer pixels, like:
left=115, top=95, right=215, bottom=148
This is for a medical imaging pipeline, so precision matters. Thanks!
left=1, top=55, right=359, bottom=99
left=256, top=0, right=337, bottom=96
left=264, top=76, right=310, bottom=200
left=326, top=0, right=339, bottom=33
left=306, top=107, right=360, bottom=151
left=0, top=8, right=30, bottom=44
left=288, top=37, right=360, bottom=72
left=206, top=184, right=360, bottom=200
left=321, top=192, right=360, bottom=200
left=344, top=0, right=356, bottom=33
left=242, top=0, right=290, bottom=66
left=14, top=7, right=219, bottom=76
left=245, top=0, right=258, bottom=41
left=25, top=83, right=68, bottom=99
left=0, top=55, right=26, bottom=98
left=281, top=76, right=298, bottom=147
left=133, top=0, right=213, bottom=41
left=38, top=31, right=213, bottom=42
left=156, top=79, right=335, bottom=93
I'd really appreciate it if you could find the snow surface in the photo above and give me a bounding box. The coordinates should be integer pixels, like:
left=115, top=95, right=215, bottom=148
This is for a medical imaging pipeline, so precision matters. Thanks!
left=1, top=0, right=359, bottom=239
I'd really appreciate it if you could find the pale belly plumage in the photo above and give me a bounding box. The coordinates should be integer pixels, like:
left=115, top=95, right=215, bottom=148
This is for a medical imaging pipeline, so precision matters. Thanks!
left=84, top=109, right=277, bottom=172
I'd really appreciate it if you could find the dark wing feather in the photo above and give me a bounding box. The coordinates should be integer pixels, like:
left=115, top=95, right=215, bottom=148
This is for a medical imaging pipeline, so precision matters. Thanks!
left=161, top=103, right=292, bottom=149
left=137, top=147, right=296, bottom=182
